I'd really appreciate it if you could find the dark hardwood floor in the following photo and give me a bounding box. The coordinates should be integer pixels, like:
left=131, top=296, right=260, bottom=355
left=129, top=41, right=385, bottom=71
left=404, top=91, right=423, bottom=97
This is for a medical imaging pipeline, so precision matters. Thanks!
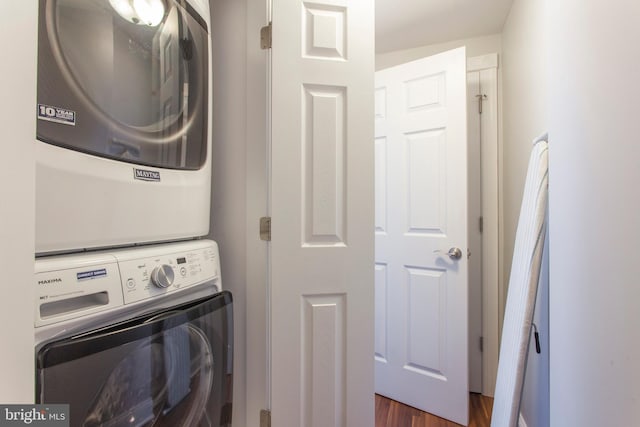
left=375, top=393, right=493, bottom=427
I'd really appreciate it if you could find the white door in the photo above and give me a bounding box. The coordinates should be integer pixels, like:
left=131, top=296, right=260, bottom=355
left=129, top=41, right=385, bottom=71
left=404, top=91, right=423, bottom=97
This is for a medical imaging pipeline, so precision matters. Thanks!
left=375, top=48, right=469, bottom=425
left=270, top=1, right=375, bottom=426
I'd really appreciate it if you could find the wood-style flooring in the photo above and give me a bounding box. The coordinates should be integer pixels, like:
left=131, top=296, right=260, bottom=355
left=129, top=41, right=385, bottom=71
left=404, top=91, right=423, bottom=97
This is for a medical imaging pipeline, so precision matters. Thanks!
left=375, top=393, right=493, bottom=427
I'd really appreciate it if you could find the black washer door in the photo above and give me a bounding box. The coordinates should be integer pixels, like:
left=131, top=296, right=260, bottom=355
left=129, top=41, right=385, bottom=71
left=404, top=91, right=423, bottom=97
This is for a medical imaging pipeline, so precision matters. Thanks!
left=37, top=291, right=233, bottom=427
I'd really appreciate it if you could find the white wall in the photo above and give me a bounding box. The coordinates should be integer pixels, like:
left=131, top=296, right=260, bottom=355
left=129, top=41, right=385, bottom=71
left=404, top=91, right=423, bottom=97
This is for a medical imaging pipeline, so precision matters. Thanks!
left=501, top=0, right=549, bottom=425
left=502, top=0, right=548, bottom=310
left=209, top=0, right=248, bottom=425
left=0, top=2, right=37, bottom=402
left=549, top=1, right=640, bottom=425
left=375, top=33, right=502, bottom=71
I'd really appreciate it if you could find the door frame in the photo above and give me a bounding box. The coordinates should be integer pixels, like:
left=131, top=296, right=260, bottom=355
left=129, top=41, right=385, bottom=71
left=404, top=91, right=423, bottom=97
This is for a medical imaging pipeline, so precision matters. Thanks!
left=467, top=53, right=500, bottom=397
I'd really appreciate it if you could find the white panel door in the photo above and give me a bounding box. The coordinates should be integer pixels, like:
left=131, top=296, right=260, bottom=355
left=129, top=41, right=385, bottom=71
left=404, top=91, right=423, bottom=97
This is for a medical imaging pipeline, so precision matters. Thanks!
left=270, top=1, right=375, bottom=427
left=375, top=48, right=469, bottom=426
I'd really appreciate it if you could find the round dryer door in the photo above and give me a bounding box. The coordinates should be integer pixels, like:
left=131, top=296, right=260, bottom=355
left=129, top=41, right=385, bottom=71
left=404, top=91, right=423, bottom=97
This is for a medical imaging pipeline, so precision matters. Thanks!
left=37, top=0, right=210, bottom=170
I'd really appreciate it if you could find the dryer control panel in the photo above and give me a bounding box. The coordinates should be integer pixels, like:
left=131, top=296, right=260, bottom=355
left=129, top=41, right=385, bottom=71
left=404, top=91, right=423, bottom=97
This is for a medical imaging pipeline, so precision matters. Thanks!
left=34, top=240, right=221, bottom=328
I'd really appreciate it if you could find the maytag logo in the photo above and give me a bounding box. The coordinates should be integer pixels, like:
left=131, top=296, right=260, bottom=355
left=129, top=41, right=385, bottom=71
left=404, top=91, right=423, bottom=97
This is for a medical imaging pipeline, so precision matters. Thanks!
left=133, top=168, right=161, bottom=182
left=38, top=278, right=62, bottom=285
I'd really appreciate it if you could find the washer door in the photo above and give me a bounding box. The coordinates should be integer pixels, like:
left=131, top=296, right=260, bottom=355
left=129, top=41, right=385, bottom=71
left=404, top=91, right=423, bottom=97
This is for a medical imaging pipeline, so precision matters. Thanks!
left=37, top=291, right=233, bottom=427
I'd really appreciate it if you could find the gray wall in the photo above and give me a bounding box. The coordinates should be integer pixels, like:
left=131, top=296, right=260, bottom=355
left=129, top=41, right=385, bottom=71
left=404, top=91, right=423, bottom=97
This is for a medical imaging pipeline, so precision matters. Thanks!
left=501, top=0, right=549, bottom=425
left=549, top=1, right=640, bottom=425
left=208, top=0, right=248, bottom=425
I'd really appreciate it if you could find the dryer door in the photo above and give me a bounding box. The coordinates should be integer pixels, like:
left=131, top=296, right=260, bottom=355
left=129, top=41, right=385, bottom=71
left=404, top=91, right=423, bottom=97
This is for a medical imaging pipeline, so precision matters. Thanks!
left=37, top=0, right=209, bottom=170
left=36, top=291, right=233, bottom=427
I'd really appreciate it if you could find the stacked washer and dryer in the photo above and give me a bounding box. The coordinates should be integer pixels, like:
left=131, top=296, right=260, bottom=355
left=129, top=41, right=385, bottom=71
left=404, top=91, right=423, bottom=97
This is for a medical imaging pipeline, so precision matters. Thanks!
left=34, top=0, right=232, bottom=426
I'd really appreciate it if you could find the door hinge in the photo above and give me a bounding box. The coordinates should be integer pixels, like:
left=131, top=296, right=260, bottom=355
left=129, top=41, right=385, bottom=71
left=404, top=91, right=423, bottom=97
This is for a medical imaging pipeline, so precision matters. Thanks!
left=260, top=410, right=271, bottom=427
left=480, top=336, right=484, bottom=352
left=479, top=216, right=484, bottom=233
left=476, top=94, right=487, bottom=114
left=260, top=216, right=271, bottom=241
left=260, top=23, right=272, bottom=49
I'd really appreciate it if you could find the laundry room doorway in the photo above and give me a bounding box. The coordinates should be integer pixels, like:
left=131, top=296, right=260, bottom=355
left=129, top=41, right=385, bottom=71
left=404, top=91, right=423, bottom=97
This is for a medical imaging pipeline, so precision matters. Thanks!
left=374, top=48, right=470, bottom=425
left=240, top=1, right=501, bottom=425
left=374, top=49, right=501, bottom=425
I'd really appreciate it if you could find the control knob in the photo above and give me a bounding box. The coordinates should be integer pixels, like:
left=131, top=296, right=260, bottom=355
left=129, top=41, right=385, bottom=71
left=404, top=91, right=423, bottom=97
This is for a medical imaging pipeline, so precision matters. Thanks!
left=150, top=264, right=175, bottom=288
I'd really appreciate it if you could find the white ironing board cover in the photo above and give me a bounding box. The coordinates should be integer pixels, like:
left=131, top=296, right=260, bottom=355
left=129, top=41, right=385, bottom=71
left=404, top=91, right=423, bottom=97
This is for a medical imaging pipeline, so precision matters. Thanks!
left=491, top=135, right=548, bottom=427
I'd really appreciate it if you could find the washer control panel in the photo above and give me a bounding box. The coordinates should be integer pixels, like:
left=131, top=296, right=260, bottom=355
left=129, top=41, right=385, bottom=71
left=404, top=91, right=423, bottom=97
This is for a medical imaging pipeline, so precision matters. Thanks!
left=117, top=242, right=219, bottom=305
left=34, top=240, right=220, bottom=327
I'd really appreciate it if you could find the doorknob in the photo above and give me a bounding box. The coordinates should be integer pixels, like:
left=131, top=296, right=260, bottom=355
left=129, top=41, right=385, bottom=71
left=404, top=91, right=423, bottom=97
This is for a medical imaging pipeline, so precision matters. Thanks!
left=447, top=247, right=463, bottom=260
left=434, top=247, right=463, bottom=260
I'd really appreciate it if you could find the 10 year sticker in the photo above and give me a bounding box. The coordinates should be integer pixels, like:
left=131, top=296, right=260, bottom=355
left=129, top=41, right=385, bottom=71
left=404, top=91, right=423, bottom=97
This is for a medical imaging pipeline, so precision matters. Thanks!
left=37, top=103, right=76, bottom=126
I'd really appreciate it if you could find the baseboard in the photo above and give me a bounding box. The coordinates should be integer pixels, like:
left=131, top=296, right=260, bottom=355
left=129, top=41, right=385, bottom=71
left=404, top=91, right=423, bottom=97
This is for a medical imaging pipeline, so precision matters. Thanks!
left=518, top=413, right=529, bottom=427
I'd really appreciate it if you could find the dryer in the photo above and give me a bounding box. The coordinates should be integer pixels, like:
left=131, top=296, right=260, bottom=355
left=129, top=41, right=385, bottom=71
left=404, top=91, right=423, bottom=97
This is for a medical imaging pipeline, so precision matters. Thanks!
left=35, top=240, right=232, bottom=427
left=35, top=0, right=213, bottom=254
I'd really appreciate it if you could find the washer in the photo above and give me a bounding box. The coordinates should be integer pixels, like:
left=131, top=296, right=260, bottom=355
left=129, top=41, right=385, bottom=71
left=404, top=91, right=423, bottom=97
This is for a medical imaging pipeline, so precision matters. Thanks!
left=34, top=240, right=233, bottom=427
